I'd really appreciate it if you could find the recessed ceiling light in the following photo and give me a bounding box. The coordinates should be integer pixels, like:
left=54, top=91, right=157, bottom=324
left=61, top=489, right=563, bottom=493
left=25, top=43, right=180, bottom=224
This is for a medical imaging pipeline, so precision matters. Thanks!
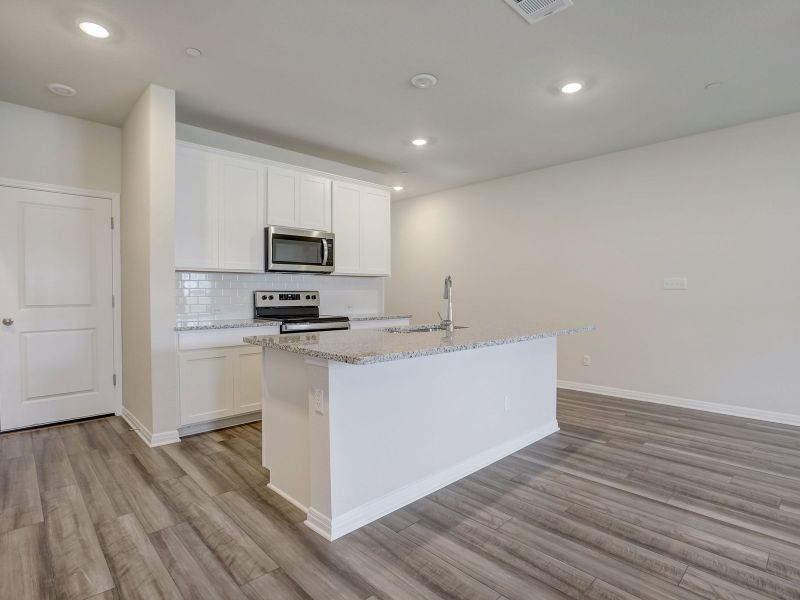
left=704, top=81, right=724, bottom=90
left=393, top=186, right=404, bottom=192
left=47, top=83, right=77, bottom=97
left=78, top=21, right=110, bottom=38
left=411, top=138, right=428, bottom=147
left=185, top=47, right=203, bottom=57
left=560, top=81, right=584, bottom=95
left=410, top=73, right=438, bottom=89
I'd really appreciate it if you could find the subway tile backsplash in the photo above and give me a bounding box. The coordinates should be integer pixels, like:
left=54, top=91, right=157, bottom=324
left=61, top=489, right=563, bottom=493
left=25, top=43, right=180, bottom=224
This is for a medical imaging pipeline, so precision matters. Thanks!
left=175, top=271, right=384, bottom=322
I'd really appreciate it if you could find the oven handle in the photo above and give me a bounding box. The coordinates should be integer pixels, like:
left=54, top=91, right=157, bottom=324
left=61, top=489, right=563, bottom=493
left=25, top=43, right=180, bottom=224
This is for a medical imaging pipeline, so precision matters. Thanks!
left=281, top=321, right=350, bottom=333
left=322, top=239, right=329, bottom=266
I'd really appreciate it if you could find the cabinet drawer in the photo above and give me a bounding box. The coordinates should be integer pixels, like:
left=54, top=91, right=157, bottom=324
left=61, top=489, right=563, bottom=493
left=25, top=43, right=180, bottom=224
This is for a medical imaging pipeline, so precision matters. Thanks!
left=177, top=326, right=279, bottom=351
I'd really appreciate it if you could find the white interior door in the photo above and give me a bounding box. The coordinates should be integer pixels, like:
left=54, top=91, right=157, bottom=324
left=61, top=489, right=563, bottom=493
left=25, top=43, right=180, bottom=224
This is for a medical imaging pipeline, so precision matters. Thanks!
left=0, top=185, right=116, bottom=431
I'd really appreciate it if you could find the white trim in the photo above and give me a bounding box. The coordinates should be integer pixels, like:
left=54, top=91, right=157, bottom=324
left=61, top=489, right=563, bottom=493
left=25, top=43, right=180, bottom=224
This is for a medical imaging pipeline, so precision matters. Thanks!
left=176, top=140, right=390, bottom=192
left=267, top=483, right=309, bottom=513
left=0, top=177, right=123, bottom=418
left=121, top=407, right=181, bottom=447
left=558, top=380, right=800, bottom=427
left=307, top=419, right=559, bottom=541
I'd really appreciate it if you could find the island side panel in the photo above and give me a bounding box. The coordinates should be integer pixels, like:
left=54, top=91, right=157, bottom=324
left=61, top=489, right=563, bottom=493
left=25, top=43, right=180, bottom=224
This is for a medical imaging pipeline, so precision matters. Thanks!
left=318, top=336, right=558, bottom=539
left=262, top=348, right=312, bottom=511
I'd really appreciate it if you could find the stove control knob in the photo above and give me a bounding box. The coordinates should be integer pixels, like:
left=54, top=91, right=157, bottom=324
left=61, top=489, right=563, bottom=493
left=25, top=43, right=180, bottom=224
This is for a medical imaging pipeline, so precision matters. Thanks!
left=269, top=295, right=274, bottom=300
left=306, top=295, right=311, bottom=300
left=261, top=295, right=267, bottom=300
left=312, top=295, right=317, bottom=299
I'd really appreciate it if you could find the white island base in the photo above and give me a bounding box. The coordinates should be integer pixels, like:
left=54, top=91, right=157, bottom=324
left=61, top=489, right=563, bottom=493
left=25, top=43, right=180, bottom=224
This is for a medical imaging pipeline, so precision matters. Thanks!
left=261, top=335, right=559, bottom=540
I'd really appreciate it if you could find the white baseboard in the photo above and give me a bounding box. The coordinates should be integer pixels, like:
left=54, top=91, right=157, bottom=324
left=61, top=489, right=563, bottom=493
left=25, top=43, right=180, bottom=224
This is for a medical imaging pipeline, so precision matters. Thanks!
left=558, top=380, right=800, bottom=427
left=267, top=483, right=308, bottom=513
left=121, top=407, right=181, bottom=447
left=307, top=419, right=560, bottom=541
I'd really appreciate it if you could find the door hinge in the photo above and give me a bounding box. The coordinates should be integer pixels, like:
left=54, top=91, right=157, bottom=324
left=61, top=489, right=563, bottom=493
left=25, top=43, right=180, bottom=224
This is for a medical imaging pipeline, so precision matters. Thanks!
left=111, top=216, right=115, bottom=230
left=112, top=295, right=115, bottom=308
left=113, top=374, right=117, bottom=386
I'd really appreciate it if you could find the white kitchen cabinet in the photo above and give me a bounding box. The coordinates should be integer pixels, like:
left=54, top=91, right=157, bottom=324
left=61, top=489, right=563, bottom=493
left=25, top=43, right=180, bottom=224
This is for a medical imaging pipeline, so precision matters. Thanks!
left=359, top=188, right=391, bottom=275
left=332, top=182, right=391, bottom=276
left=177, top=326, right=277, bottom=429
left=178, top=348, right=234, bottom=425
left=267, top=167, right=331, bottom=231
left=219, top=156, right=267, bottom=271
left=233, top=346, right=264, bottom=414
left=175, top=145, right=218, bottom=270
left=175, top=143, right=267, bottom=272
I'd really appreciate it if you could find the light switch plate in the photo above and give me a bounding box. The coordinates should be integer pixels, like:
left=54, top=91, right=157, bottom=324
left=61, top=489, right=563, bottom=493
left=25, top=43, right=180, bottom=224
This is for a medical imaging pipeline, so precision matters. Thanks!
left=663, top=277, right=688, bottom=290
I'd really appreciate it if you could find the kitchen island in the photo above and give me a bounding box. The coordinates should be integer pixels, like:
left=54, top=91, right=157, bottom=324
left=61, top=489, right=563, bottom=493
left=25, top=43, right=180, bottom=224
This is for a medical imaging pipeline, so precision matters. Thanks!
left=244, top=322, right=593, bottom=540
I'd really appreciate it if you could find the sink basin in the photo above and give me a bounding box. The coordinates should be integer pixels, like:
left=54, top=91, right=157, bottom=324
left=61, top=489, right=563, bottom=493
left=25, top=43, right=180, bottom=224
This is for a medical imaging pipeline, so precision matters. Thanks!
left=384, top=325, right=468, bottom=333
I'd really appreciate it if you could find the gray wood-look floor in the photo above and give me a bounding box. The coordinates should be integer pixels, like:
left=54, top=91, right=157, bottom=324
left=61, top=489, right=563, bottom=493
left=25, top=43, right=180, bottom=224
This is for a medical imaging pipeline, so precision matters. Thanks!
left=2, top=390, right=799, bottom=599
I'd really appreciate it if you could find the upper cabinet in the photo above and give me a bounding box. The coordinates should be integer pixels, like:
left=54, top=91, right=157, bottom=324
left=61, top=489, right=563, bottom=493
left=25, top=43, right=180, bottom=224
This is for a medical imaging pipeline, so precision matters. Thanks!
left=175, top=144, right=266, bottom=272
left=175, top=142, right=389, bottom=276
left=267, top=167, right=331, bottom=232
left=332, top=182, right=391, bottom=276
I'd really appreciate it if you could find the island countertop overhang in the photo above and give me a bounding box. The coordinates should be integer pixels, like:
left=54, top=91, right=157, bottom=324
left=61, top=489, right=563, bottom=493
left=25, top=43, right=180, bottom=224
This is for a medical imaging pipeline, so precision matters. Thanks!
left=244, top=323, right=594, bottom=365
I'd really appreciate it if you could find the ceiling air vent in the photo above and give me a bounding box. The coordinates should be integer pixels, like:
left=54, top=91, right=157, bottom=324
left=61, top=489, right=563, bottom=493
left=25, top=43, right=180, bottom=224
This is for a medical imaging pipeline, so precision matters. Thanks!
left=504, top=0, right=573, bottom=25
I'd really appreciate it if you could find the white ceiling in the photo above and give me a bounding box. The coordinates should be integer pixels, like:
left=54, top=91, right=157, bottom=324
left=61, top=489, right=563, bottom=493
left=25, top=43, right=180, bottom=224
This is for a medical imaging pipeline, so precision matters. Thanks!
left=2, top=0, right=800, bottom=198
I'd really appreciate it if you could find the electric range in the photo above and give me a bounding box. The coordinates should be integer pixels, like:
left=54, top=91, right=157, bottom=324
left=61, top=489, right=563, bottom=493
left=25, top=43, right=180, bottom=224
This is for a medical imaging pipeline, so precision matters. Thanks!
left=254, top=291, right=350, bottom=334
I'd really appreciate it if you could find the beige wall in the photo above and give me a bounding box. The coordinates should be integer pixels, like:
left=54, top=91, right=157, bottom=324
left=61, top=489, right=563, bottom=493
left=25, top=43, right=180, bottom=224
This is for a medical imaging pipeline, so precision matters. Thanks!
left=121, top=85, right=177, bottom=440
left=0, top=100, right=120, bottom=192
left=387, top=112, right=800, bottom=419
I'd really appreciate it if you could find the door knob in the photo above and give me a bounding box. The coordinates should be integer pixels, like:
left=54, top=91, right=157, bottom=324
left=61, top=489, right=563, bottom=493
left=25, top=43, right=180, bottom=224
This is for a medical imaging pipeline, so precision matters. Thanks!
left=2, top=318, right=13, bottom=326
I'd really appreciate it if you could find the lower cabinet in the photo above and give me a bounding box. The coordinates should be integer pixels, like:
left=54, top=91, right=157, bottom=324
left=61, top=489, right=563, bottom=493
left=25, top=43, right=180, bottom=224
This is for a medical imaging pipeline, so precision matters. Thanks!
left=178, top=345, right=264, bottom=426
left=177, top=326, right=277, bottom=428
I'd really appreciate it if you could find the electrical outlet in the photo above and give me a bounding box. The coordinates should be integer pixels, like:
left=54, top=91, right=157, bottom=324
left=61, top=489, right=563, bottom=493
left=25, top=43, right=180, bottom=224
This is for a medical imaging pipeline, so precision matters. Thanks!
left=583, top=355, right=592, bottom=367
left=663, top=277, right=688, bottom=290
left=504, top=395, right=511, bottom=412
left=310, top=388, right=324, bottom=415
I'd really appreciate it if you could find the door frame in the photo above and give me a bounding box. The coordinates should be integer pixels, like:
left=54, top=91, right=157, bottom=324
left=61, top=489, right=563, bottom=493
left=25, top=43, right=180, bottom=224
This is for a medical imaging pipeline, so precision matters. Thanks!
left=0, top=177, right=122, bottom=419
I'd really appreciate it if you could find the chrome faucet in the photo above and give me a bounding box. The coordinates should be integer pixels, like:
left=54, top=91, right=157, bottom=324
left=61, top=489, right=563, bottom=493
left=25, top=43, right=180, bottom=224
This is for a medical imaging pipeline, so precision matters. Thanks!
left=438, top=275, right=454, bottom=330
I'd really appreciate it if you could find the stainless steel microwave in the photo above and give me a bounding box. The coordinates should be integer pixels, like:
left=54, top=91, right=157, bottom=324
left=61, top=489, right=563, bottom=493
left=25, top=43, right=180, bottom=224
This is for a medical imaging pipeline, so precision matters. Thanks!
left=265, top=226, right=335, bottom=273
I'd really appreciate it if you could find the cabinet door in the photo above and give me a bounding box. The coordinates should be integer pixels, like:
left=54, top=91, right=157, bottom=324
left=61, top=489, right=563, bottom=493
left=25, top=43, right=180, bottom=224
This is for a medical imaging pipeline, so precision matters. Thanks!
left=219, top=157, right=266, bottom=271
left=175, top=145, right=219, bottom=270
left=179, top=349, right=234, bottom=425
left=234, top=346, right=263, bottom=414
left=331, top=182, right=361, bottom=274
left=267, top=166, right=298, bottom=227
left=359, top=189, right=391, bottom=275
left=297, top=174, right=331, bottom=231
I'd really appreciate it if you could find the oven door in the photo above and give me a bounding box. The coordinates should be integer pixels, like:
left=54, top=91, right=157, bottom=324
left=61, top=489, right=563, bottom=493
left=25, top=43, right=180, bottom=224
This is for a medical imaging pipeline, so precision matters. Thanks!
left=266, top=226, right=335, bottom=273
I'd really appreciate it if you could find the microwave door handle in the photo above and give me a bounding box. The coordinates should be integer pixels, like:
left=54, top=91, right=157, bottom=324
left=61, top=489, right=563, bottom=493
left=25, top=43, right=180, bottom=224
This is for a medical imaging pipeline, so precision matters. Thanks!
left=322, top=239, right=329, bottom=266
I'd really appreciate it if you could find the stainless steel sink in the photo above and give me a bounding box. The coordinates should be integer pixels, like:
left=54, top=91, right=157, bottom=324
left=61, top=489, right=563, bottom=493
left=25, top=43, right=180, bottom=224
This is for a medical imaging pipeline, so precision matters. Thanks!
left=384, top=325, right=468, bottom=333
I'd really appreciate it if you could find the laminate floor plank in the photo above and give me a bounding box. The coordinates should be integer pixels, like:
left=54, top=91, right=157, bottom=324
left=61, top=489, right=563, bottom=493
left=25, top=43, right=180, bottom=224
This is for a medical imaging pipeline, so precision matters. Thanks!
left=0, top=523, right=55, bottom=600
left=149, top=523, right=248, bottom=599
left=0, top=453, right=44, bottom=535
left=32, top=427, right=78, bottom=492
left=42, top=484, right=114, bottom=600
left=2, top=396, right=798, bottom=600
left=96, top=513, right=182, bottom=600
left=106, top=454, right=179, bottom=533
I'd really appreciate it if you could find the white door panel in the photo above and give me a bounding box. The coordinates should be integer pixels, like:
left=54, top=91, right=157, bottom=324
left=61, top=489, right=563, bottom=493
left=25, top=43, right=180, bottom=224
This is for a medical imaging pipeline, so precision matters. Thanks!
left=267, top=167, right=299, bottom=227
left=234, top=347, right=263, bottom=414
left=331, top=182, right=361, bottom=274
left=219, top=157, right=266, bottom=271
left=298, top=174, right=331, bottom=232
left=0, top=186, right=115, bottom=431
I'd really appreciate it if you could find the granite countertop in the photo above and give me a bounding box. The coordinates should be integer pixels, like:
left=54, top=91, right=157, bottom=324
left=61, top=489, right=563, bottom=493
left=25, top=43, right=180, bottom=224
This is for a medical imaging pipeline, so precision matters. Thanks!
left=244, top=322, right=594, bottom=365
left=175, top=314, right=411, bottom=331
left=345, top=314, right=412, bottom=321
left=175, top=318, right=282, bottom=332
